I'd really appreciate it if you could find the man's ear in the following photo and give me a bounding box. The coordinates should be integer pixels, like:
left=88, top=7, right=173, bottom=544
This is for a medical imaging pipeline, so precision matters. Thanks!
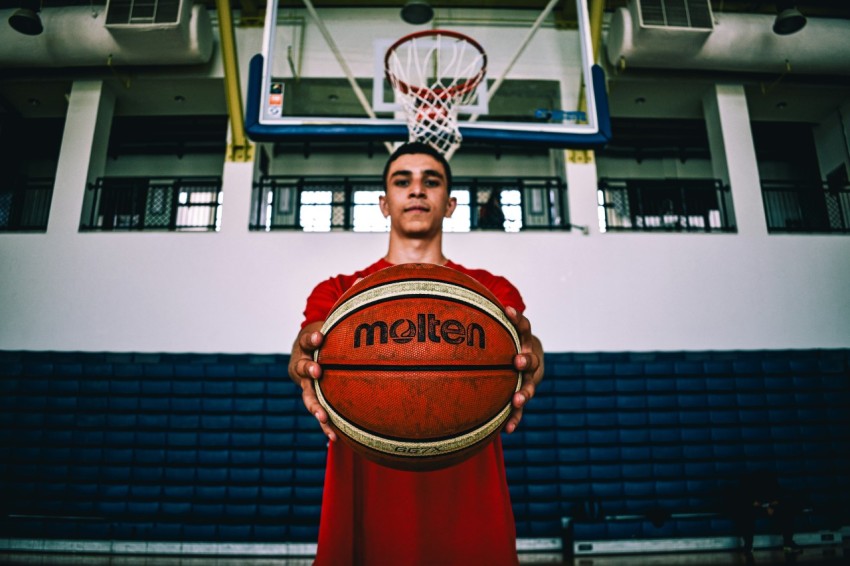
left=444, top=195, right=457, bottom=218
left=379, top=194, right=390, bottom=218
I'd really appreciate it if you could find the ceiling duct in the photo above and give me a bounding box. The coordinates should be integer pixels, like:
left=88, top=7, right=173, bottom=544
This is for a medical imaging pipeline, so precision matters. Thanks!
left=0, top=1, right=213, bottom=68
left=607, top=0, right=850, bottom=76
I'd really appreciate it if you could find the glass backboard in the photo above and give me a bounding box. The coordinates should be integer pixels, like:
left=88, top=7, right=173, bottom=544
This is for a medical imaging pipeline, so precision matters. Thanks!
left=245, top=0, right=611, bottom=150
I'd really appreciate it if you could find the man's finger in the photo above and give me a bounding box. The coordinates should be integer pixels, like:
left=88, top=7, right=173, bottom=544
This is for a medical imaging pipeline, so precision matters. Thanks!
left=505, top=407, right=524, bottom=434
left=301, top=380, right=337, bottom=442
left=300, top=330, right=323, bottom=351
left=293, top=358, right=321, bottom=380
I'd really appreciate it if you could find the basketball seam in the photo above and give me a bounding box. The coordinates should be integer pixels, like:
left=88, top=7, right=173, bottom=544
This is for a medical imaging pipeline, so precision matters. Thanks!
left=319, top=391, right=505, bottom=444
left=320, top=363, right=516, bottom=371
left=316, top=376, right=520, bottom=458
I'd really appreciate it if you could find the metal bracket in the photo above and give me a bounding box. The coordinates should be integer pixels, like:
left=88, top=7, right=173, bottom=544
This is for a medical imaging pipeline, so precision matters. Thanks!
left=227, top=143, right=255, bottom=163
left=567, top=149, right=595, bottom=164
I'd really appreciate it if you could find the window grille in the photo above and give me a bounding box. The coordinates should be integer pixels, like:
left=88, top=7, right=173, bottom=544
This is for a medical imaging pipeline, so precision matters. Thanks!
left=250, top=176, right=570, bottom=232
left=762, top=180, right=850, bottom=234
left=0, top=178, right=53, bottom=232
left=598, top=178, right=735, bottom=233
left=81, top=177, right=222, bottom=232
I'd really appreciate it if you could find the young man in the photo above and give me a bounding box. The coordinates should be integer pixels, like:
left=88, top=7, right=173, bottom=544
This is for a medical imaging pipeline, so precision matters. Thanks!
left=288, top=142, right=544, bottom=565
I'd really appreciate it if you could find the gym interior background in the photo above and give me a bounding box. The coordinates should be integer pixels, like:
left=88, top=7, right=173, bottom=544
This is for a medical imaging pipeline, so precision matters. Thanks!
left=1, top=0, right=849, bottom=563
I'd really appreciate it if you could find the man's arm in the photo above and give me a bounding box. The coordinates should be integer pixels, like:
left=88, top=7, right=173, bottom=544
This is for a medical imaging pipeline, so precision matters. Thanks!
left=288, top=321, right=337, bottom=442
left=504, top=306, right=544, bottom=434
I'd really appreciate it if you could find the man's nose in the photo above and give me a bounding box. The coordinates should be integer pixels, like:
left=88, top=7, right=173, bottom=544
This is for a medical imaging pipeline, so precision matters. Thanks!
left=408, top=178, right=425, bottom=196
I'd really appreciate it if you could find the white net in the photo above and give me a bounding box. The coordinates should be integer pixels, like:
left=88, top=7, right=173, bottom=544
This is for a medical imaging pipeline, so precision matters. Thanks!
left=385, top=31, right=487, bottom=160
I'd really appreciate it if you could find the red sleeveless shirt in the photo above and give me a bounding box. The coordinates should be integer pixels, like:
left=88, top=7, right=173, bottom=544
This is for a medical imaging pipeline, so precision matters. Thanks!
left=301, top=259, right=525, bottom=566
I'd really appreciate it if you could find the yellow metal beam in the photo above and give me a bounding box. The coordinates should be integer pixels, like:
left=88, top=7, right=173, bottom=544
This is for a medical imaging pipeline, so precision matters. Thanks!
left=216, top=0, right=254, bottom=162
left=577, top=0, right=605, bottom=116
left=569, top=0, right=605, bottom=165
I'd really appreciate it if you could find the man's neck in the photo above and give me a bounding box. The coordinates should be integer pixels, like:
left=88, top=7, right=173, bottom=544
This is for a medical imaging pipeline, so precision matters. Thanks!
left=384, top=233, right=448, bottom=265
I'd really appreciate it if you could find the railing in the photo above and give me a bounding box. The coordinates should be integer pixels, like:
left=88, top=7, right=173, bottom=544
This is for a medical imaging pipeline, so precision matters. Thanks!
left=250, top=176, right=572, bottom=232
left=598, top=178, right=735, bottom=233
left=81, top=177, right=223, bottom=232
left=0, top=178, right=54, bottom=232
left=762, top=180, right=850, bottom=234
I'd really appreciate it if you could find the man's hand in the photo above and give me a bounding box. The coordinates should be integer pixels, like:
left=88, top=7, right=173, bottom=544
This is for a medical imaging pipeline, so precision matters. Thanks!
left=504, top=306, right=544, bottom=434
left=288, top=321, right=337, bottom=442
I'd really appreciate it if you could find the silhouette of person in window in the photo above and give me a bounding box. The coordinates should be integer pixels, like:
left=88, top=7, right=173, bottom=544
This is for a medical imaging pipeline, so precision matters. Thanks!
left=479, top=189, right=505, bottom=230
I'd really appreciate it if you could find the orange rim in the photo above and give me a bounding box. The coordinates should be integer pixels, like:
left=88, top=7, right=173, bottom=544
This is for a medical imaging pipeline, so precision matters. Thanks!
left=384, top=29, right=488, bottom=100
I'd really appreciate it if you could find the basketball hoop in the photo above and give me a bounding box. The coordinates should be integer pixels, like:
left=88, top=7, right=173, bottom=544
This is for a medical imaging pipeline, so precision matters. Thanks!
left=385, top=30, right=487, bottom=160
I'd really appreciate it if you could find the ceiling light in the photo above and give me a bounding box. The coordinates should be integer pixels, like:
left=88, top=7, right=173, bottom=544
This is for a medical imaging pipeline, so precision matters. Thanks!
left=8, top=1, right=43, bottom=36
left=773, top=3, right=806, bottom=35
left=401, top=0, right=434, bottom=25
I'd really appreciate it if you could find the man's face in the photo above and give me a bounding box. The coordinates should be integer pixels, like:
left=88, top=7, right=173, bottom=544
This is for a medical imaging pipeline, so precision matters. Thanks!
left=380, top=152, right=456, bottom=238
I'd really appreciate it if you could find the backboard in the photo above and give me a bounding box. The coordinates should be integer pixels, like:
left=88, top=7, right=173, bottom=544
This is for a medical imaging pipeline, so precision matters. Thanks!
left=245, top=0, right=611, bottom=151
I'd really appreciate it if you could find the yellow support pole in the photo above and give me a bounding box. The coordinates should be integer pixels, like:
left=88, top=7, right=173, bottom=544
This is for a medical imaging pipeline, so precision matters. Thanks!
left=216, top=0, right=254, bottom=162
left=588, top=0, right=605, bottom=64
left=570, top=0, right=605, bottom=164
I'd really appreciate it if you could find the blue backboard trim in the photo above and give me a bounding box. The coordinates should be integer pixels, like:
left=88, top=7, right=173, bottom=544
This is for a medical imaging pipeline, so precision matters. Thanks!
left=245, top=54, right=611, bottom=149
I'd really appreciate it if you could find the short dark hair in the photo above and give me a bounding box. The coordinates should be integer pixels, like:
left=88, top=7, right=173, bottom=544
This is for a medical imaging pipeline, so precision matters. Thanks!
left=382, top=142, right=452, bottom=190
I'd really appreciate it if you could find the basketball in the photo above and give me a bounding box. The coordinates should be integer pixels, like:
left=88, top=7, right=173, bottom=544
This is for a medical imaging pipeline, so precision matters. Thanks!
left=314, top=263, right=521, bottom=471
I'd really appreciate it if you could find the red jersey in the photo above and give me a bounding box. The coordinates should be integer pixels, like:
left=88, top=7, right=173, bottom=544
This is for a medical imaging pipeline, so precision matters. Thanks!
left=301, top=258, right=525, bottom=566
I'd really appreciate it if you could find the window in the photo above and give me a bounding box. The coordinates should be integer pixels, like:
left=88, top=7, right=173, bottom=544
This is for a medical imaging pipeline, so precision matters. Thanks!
left=761, top=179, right=850, bottom=233
left=0, top=178, right=53, bottom=232
left=0, top=116, right=63, bottom=233
left=250, top=176, right=569, bottom=232
left=81, top=177, right=222, bottom=232
left=598, top=178, right=735, bottom=233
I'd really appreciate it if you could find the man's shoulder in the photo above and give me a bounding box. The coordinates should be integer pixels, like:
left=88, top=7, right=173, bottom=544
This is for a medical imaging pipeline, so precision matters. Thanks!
left=315, top=258, right=389, bottom=291
left=446, top=260, right=509, bottom=284
left=445, top=260, right=525, bottom=312
left=342, top=258, right=389, bottom=281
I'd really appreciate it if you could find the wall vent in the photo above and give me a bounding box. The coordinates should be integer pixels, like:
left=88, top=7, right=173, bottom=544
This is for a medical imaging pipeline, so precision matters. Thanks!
left=638, top=0, right=713, bottom=30
left=106, top=0, right=182, bottom=26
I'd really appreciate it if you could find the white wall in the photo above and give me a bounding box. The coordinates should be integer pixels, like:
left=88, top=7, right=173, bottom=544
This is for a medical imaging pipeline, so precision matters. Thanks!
left=2, top=227, right=849, bottom=354
left=596, top=156, right=715, bottom=179
left=104, top=154, right=226, bottom=177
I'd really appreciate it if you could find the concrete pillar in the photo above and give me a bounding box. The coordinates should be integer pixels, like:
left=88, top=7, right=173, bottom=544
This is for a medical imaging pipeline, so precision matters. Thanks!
left=217, top=112, right=258, bottom=235
left=703, top=84, right=767, bottom=236
left=218, top=156, right=256, bottom=234
left=564, top=149, right=600, bottom=235
left=48, top=80, right=114, bottom=234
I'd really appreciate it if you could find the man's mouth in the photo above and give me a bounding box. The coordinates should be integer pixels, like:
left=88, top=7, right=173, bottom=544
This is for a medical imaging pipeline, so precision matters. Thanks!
left=405, top=205, right=429, bottom=213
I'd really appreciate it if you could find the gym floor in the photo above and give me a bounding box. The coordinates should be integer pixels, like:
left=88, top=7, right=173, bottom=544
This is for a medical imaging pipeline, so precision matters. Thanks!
left=1, top=543, right=849, bottom=566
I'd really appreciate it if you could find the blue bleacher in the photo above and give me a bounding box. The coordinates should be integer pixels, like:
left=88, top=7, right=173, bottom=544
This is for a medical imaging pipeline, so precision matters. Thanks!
left=0, top=349, right=848, bottom=546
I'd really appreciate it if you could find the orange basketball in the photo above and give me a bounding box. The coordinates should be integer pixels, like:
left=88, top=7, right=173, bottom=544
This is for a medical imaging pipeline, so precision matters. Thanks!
left=314, top=263, right=521, bottom=471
